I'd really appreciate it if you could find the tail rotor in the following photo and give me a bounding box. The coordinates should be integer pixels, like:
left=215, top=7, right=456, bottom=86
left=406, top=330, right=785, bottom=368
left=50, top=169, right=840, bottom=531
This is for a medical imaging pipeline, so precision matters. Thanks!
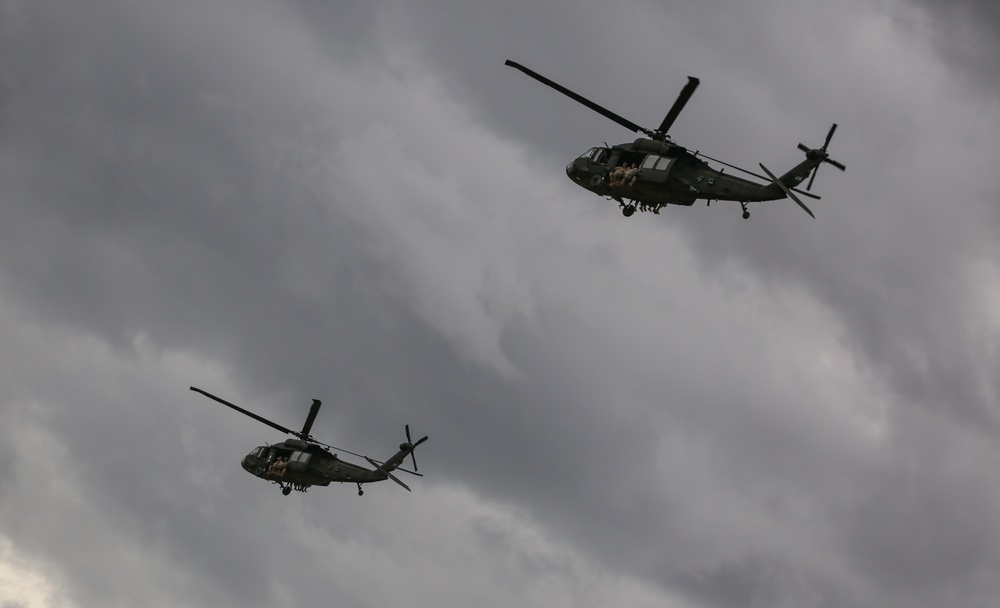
left=798, top=123, right=845, bottom=190
left=404, top=424, right=428, bottom=472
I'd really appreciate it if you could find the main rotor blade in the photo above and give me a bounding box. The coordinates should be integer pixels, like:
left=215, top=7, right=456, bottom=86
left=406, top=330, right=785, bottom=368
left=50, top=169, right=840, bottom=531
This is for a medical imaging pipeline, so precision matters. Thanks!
left=505, top=60, right=647, bottom=135
left=759, top=163, right=815, bottom=219
left=190, top=387, right=297, bottom=436
left=365, top=457, right=411, bottom=492
left=365, top=455, right=423, bottom=477
left=656, top=76, right=699, bottom=136
left=791, top=187, right=821, bottom=200
left=299, top=399, right=322, bottom=440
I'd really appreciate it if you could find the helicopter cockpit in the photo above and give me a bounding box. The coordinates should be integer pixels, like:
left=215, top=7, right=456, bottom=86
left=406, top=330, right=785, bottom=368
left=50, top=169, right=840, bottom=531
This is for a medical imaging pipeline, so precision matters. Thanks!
left=241, top=445, right=275, bottom=474
left=570, top=147, right=611, bottom=166
left=241, top=446, right=263, bottom=474
left=582, top=147, right=610, bottom=164
left=242, top=444, right=312, bottom=479
left=567, top=147, right=611, bottom=185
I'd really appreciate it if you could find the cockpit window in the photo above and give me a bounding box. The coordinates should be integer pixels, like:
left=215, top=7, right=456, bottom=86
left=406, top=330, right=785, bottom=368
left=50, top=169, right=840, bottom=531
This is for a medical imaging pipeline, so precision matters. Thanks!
left=579, top=148, right=597, bottom=160
left=591, top=148, right=610, bottom=164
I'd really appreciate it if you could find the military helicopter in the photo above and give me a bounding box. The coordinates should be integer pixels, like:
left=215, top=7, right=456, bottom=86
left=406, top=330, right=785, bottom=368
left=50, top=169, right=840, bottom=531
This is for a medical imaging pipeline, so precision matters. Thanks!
left=190, top=387, right=427, bottom=496
left=505, top=60, right=844, bottom=219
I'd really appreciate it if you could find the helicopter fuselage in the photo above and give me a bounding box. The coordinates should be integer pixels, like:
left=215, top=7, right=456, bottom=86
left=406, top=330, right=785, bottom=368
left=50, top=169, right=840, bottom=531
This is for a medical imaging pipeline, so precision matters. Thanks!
left=566, top=138, right=819, bottom=213
left=241, top=438, right=414, bottom=491
left=191, top=386, right=427, bottom=496
left=506, top=59, right=843, bottom=218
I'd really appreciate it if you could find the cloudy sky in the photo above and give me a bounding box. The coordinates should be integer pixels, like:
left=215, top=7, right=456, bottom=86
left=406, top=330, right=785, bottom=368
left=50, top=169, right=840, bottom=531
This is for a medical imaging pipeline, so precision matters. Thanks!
left=2, top=0, right=1000, bottom=606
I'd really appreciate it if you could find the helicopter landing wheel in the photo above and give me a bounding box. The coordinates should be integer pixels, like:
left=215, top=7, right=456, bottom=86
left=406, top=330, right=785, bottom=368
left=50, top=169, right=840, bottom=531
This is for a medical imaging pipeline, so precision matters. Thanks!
left=742, top=211, right=750, bottom=219
left=357, top=483, right=364, bottom=496
left=622, top=204, right=635, bottom=217
left=282, top=486, right=292, bottom=496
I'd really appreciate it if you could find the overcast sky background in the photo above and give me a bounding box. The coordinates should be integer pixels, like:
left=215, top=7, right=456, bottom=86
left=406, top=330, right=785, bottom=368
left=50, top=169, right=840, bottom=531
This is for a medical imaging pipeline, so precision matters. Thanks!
left=2, top=1, right=1000, bottom=607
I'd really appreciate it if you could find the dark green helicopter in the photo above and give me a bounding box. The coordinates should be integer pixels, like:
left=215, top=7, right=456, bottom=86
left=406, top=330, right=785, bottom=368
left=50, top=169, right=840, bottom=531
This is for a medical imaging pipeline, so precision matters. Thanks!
left=190, top=387, right=427, bottom=496
left=505, top=60, right=844, bottom=219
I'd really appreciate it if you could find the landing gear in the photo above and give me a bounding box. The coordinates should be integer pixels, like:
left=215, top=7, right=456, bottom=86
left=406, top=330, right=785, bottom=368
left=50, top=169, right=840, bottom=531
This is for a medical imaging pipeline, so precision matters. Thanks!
left=614, top=197, right=636, bottom=217
left=740, top=202, right=750, bottom=219
left=357, top=483, right=364, bottom=496
left=282, top=485, right=292, bottom=496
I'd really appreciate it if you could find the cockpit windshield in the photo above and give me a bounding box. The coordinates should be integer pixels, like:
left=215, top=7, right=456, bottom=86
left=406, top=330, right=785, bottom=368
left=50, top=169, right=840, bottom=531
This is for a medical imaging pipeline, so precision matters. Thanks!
left=579, top=147, right=610, bottom=165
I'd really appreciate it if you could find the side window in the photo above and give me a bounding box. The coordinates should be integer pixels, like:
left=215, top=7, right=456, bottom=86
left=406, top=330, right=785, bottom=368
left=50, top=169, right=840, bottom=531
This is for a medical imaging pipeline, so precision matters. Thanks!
left=655, top=157, right=673, bottom=171
left=641, top=155, right=659, bottom=169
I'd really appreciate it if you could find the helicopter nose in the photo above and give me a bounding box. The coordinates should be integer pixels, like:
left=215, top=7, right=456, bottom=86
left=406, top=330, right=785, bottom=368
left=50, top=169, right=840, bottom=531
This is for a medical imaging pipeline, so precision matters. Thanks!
left=567, top=160, right=588, bottom=184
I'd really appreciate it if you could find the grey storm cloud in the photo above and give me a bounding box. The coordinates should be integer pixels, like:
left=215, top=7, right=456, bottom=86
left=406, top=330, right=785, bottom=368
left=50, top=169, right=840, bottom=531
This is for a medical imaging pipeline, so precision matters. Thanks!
left=905, top=0, right=1000, bottom=88
left=2, top=0, right=1000, bottom=607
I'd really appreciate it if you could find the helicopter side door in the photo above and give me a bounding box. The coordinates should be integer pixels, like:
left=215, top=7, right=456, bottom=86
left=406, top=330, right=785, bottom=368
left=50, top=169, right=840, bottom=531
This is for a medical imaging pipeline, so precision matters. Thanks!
left=637, top=154, right=675, bottom=184
left=286, top=450, right=312, bottom=474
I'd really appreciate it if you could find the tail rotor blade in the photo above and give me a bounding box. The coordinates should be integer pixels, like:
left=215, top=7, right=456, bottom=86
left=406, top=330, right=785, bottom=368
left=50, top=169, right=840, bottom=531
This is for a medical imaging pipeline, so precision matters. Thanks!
left=405, top=427, right=427, bottom=471
left=806, top=166, right=819, bottom=191
left=823, top=123, right=838, bottom=150
left=800, top=124, right=844, bottom=190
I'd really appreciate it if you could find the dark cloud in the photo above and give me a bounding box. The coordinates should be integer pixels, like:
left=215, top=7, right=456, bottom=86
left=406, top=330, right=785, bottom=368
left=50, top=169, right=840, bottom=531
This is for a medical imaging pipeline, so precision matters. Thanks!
left=901, top=0, right=1000, bottom=87
left=671, top=558, right=788, bottom=608
left=2, top=0, right=1000, bottom=607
